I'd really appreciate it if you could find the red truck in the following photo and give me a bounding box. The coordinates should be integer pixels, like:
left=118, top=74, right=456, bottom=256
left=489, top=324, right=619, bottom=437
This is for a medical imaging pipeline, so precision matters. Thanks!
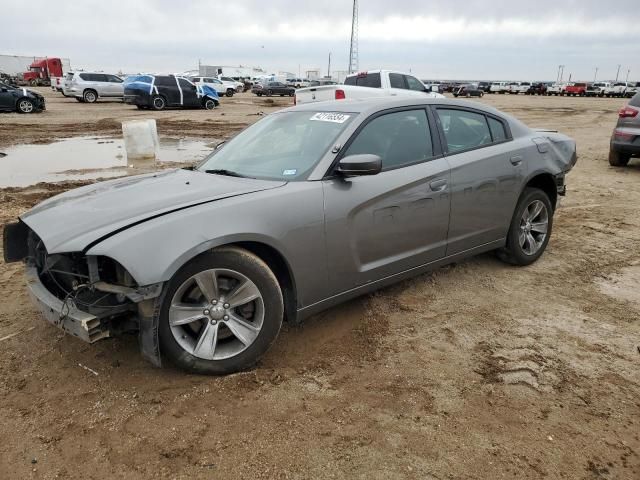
left=19, top=58, right=64, bottom=87
left=564, top=82, right=587, bottom=96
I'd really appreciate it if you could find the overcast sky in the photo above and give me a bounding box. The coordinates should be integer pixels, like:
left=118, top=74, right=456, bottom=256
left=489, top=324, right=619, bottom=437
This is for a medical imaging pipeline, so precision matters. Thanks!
left=2, top=0, right=639, bottom=81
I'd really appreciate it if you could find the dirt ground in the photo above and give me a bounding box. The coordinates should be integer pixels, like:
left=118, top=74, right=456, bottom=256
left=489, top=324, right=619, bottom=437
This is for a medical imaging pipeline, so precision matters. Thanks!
left=0, top=89, right=639, bottom=480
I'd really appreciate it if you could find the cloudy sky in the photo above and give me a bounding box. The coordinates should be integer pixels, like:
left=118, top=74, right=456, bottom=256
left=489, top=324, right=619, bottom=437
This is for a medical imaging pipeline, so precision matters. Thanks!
left=2, top=0, right=640, bottom=81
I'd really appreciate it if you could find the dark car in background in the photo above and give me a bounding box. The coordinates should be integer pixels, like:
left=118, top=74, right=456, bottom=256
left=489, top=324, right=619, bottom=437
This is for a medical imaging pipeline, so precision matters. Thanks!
left=609, top=92, right=640, bottom=166
left=525, top=83, right=547, bottom=95
left=453, top=84, right=484, bottom=97
left=123, top=75, right=219, bottom=111
left=478, top=81, right=491, bottom=93
left=0, top=81, right=45, bottom=113
left=251, top=81, right=295, bottom=97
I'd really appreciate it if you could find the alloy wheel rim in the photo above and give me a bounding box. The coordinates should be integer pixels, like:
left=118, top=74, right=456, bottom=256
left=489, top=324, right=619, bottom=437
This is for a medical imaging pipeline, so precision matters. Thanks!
left=518, top=200, right=549, bottom=255
left=86, top=92, right=96, bottom=102
left=19, top=101, right=33, bottom=113
left=169, top=268, right=264, bottom=360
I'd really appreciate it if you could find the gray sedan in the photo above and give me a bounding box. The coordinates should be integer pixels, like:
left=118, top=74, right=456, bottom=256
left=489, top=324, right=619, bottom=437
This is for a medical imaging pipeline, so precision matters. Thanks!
left=4, top=97, right=577, bottom=374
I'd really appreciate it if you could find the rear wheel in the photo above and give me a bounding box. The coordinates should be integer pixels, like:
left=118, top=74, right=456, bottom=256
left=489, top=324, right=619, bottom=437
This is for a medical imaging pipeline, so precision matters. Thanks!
left=203, top=98, right=217, bottom=110
left=83, top=89, right=98, bottom=103
left=152, top=95, right=166, bottom=111
left=17, top=98, right=34, bottom=113
left=498, top=188, right=553, bottom=266
left=609, top=149, right=631, bottom=167
left=158, top=248, right=284, bottom=375
left=225, top=89, right=234, bottom=97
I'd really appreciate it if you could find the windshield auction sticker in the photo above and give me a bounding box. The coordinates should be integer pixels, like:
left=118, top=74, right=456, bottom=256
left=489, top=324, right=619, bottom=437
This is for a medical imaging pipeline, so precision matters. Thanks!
left=310, top=112, right=350, bottom=123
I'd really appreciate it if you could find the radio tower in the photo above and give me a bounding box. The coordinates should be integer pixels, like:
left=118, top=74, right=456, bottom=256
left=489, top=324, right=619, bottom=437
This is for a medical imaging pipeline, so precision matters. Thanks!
left=348, top=0, right=359, bottom=74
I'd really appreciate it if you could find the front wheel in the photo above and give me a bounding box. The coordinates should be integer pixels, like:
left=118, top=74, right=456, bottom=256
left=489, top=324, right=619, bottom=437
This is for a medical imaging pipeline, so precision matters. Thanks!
left=609, top=149, right=630, bottom=167
left=17, top=98, right=35, bottom=113
left=226, top=89, right=234, bottom=97
left=83, top=89, right=98, bottom=103
left=498, top=188, right=553, bottom=266
left=203, top=98, right=217, bottom=110
left=158, top=247, right=284, bottom=375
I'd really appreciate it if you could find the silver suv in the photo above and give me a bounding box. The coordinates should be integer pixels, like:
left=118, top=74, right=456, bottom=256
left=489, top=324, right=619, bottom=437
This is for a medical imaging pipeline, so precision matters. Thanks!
left=63, top=72, right=124, bottom=103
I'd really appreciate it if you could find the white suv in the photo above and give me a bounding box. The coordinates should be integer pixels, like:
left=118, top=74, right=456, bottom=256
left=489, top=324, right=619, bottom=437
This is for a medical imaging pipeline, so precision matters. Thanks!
left=63, top=72, right=124, bottom=103
left=219, top=77, right=244, bottom=92
left=190, top=76, right=237, bottom=97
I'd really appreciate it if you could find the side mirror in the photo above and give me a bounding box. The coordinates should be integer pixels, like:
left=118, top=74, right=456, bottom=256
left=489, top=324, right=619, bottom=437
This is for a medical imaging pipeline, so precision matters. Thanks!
left=336, top=154, right=382, bottom=176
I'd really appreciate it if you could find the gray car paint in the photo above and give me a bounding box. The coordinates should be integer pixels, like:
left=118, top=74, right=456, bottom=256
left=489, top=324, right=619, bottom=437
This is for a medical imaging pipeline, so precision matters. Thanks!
left=18, top=97, right=577, bottom=326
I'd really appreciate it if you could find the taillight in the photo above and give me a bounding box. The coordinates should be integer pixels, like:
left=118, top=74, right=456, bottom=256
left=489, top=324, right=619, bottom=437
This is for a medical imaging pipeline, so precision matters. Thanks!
left=614, top=129, right=634, bottom=140
left=335, top=89, right=345, bottom=100
left=618, top=106, right=638, bottom=118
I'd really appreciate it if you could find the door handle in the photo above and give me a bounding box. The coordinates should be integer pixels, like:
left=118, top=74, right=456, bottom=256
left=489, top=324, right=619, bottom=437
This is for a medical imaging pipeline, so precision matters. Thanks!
left=429, top=179, right=448, bottom=191
left=510, top=155, right=523, bottom=166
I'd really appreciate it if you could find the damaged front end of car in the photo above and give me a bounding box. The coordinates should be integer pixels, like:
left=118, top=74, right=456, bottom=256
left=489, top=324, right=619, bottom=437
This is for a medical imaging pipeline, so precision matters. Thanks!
left=3, top=220, right=164, bottom=365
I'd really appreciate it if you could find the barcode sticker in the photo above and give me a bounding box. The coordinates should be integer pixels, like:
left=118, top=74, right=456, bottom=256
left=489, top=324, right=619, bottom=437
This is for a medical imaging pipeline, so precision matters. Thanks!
left=310, top=112, right=350, bottom=123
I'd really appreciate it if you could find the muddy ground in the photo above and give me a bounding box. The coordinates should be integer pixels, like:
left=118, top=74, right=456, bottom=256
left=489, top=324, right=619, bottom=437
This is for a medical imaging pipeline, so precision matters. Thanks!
left=0, top=89, right=639, bottom=479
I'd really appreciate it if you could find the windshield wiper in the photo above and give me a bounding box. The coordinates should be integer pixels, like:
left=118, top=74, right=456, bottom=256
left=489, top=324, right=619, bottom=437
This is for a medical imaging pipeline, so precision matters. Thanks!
left=204, top=169, right=250, bottom=178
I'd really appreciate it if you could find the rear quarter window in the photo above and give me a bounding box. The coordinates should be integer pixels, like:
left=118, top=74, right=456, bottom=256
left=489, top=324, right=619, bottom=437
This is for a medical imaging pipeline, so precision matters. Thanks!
left=488, top=117, right=508, bottom=142
left=344, top=73, right=381, bottom=88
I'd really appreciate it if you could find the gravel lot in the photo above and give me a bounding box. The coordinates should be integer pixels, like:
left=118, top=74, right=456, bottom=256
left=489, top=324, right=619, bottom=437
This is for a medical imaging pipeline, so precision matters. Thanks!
left=0, top=89, right=639, bottom=479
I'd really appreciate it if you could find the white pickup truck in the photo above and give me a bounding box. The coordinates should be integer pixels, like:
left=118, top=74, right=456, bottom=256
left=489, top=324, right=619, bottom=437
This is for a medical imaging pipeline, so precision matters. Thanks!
left=602, top=82, right=629, bottom=98
left=295, top=70, right=444, bottom=105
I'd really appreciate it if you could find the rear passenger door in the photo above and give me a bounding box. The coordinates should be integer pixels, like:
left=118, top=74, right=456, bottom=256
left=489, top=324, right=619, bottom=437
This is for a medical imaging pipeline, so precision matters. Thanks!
left=433, top=107, right=523, bottom=255
left=154, top=76, right=180, bottom=105
left=323, top=108, right=451, bottom=293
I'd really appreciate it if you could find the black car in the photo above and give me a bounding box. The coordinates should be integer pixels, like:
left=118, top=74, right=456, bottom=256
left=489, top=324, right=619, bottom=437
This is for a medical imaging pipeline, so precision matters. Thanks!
left=453, top=84, right=484, bottom=97
left=0, top=81, right=45, bottom=113
left=251, top=81, right=295, bottom=97
left=478, top=81, right=491, bottom=93
left=123, top=75, right=219, bottom=111
left=525, top=82, right=547, bottom=95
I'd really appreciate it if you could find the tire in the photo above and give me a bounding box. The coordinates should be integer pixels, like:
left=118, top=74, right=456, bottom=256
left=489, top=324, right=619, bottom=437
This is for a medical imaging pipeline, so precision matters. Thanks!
left=289, top=91, right=294, bottom=97
left=225, top=89, right=234, bottom=97
left=30, top=79, right=37, bottom=87
left=17, top=98, right=35, bottom=113
left=203, top=98, right=216, bottom=110
left=158, top=247, right=284, bottom=375
left=609, top=149, right=630, bottom=167
left=152, top=95, right=166, bottom=111
left=497, top=188, right=553, bottom=266
left=267, top=89, right=273, bottom=96
left=83, top=89, right=98, bottom=103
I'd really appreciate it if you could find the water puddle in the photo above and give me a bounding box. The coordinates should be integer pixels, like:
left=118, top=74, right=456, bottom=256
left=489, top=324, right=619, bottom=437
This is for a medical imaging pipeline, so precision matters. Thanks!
left=0, top=136, right=214, bottom=187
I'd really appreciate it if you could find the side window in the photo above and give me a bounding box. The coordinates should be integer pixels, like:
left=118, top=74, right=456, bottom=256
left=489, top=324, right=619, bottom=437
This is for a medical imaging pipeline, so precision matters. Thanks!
left=436, top=109, right=492, bottom=153
left=487, top=117, right=508, bottom=142
left=178, top=78, right=194, bottom=89
left=107, top=75, right=122, bottom=83
left=93, top=74, right=108, bottom=82
left=405, top=75, right=425, bottom=91
left=79, top=73, right=89, bottom=81
left=343, top=109, right=433, bottom=170
left=389, top=73, right=405, bottom=89
left=155, top=76, right=174, bottom=87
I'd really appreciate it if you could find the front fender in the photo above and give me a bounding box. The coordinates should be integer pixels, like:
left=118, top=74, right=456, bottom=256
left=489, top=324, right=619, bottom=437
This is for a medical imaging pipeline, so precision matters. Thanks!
left=86, top=182, right=327, bottom=308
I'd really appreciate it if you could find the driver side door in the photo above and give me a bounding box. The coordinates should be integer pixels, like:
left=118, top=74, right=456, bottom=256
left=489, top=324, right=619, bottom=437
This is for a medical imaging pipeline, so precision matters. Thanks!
left=323, top=108, right=451, bottom=295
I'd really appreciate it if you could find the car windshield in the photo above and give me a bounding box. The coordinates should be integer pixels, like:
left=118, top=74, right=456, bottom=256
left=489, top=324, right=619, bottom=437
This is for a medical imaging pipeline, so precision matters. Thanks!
left=197, top=111, right=355, bottom=181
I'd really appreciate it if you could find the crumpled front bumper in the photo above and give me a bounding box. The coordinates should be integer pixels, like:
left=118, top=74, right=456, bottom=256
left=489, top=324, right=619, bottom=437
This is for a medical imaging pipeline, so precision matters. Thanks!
left=25, top=265, right=109, bottom=343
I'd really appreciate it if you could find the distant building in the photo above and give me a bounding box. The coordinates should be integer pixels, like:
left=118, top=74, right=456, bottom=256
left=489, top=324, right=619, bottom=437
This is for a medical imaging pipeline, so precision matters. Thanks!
left=198, top=64, right=267, bottom=79
left=306, top=69, right=320, bottom=80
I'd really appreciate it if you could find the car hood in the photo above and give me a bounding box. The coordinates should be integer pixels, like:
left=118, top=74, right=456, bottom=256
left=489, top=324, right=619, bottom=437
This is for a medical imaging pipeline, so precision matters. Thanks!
left=21, top=169, right=286, bottom=254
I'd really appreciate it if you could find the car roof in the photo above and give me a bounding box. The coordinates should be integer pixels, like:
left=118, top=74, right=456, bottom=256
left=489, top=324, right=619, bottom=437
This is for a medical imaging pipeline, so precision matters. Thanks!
left=282, top=97, right=504, bottom=116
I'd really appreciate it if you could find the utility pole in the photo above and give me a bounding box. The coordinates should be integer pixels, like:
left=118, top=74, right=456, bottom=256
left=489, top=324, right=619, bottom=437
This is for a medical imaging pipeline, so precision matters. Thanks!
left=327, top=52, right=331, bottom=78
left=557, top=65, right=565, bottom=83
left=615, top=64, right=621, bottom=82
left=626, top=69, right=630, bottom=82
left=348, top=0, right=359, bottom=74
left=594, top=67, right=598, bottom=82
